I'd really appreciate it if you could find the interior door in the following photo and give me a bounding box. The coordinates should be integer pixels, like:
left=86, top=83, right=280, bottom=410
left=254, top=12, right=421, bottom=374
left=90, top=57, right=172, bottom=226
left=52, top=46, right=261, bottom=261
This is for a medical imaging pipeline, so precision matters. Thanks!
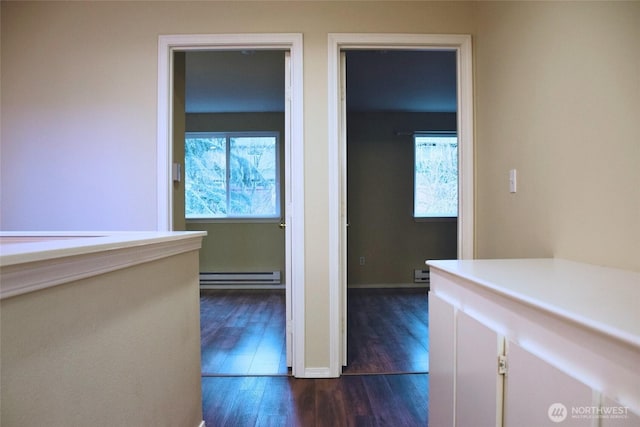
left=339, top=51, right=348, bottom=367
left=284, top=50, right=293, bottom=367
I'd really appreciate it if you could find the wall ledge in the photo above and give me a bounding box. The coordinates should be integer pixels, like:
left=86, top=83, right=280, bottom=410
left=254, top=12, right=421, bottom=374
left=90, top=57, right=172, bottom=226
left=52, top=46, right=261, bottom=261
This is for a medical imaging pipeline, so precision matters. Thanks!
left=0, top=232, right=205, bottom=300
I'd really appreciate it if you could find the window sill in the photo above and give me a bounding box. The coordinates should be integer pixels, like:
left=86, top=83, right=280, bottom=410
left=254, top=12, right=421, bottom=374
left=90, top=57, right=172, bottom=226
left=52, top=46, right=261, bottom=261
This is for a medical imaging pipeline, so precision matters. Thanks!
left=186, top=218, right=281, bottom=224
left=414, top=217, right=458, bottom=223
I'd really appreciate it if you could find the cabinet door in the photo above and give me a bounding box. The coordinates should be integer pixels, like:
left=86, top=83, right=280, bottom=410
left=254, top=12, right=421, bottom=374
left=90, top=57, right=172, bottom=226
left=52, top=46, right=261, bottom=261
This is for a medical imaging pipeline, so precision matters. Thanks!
left=601, top=397, right=640, bottom=427
left=456, top=311, right=504, bottom=427
left=503, top=341, right=593, bottom=426
left=429, top=292, right=455, bottom=427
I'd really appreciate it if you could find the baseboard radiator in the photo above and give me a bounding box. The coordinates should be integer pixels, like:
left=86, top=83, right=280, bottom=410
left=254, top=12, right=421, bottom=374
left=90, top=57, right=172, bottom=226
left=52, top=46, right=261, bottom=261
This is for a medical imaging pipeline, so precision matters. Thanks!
left=200, top=271, right=282, bottom=289
left=414, top=269, right=430, bottom=284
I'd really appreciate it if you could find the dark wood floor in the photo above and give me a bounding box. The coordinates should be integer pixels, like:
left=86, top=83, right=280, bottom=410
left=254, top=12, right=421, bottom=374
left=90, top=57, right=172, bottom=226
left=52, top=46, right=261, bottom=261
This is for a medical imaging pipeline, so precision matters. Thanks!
left=344, top=288, right=429, bottom=374
left=202, top=374, right=428, bottom=427
left=200, top=287, right=429, bottom=426
left=200, top=290, right=287, bottom=375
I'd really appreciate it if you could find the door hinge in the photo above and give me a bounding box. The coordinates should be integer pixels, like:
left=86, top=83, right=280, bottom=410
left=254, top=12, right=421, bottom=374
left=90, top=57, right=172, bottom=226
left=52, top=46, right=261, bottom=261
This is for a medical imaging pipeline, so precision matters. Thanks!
left=498, top=354, right=508, bottom=375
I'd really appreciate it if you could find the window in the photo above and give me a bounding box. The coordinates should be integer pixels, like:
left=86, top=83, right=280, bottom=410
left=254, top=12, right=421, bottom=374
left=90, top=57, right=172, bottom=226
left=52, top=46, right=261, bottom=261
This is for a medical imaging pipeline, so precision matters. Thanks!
left=185, top=132, right=280, bottom=219
left=414, top=133, right=458, bottom=218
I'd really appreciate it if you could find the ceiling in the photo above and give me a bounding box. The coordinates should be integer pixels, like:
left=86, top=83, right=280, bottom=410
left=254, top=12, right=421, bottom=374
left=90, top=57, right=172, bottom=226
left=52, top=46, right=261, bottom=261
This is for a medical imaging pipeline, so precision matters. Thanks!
left=185, top=50, right=286, bottom=114
left=185, top=49, right=457, bottom=114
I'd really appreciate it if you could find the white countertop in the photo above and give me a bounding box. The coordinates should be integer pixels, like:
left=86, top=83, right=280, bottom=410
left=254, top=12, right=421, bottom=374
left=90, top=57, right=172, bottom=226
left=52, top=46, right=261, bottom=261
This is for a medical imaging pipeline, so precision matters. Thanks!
left=0, top=231, right=206, bottom=299
left=427, top=258, right=640, bottom=349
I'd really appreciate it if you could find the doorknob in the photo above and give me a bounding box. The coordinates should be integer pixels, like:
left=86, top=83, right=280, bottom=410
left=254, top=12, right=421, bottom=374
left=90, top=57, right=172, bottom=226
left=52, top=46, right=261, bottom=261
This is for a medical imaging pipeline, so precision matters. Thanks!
left=279, top=222, right=286, bottom=229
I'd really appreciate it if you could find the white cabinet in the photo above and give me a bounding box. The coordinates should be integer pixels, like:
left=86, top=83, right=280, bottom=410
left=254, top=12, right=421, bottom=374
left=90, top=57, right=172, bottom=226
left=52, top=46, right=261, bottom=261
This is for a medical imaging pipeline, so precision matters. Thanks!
left=503, top=340, right=593, bottom=426
left=429, top=293, right=456, bottom=427
left=600, top=397, right=640, bottom=427
left=427, top=259, right=640, bottom=427
left=456, top=311, right=503, bottom=427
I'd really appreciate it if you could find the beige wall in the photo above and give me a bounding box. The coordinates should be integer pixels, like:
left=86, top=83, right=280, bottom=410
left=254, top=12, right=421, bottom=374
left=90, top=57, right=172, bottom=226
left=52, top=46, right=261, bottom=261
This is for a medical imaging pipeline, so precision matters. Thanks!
left=347, top=112, right=457, bottom=285
left=474, top=1, right=640, bottom=271
left=0, top=251, right=203, bottom=426
left=184, top=113, right=286, bottom=274
left=173, top=52, right=187, bottom=231
left=2, top=1, right=638, bottom=373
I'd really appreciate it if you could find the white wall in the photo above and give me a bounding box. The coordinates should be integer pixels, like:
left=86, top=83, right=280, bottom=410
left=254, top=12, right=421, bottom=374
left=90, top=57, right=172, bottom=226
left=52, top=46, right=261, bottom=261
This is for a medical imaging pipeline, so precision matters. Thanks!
left=2, top=1, right=638, bottom=373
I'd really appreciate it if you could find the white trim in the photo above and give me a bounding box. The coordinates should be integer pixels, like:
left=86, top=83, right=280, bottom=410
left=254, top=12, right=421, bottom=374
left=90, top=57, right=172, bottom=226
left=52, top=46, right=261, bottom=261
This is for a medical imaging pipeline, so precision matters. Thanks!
left=157, top=34, right=305, bottom=377
left=327, top=33, right=475, bottom=376
left=303, top=367, right=335, bottom=378
left=0, top=232, right=205, bottom=300
left=157, top=33, right=305, bottom=230
left=338, top=51, right=348, bottom=369
left=455, top=36, right=475, bottom=260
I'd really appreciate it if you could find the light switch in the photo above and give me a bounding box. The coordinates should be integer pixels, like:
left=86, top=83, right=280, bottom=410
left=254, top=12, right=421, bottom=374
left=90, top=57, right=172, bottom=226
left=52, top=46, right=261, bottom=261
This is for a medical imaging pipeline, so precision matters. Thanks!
left=509, top=169, right=517, bottom=193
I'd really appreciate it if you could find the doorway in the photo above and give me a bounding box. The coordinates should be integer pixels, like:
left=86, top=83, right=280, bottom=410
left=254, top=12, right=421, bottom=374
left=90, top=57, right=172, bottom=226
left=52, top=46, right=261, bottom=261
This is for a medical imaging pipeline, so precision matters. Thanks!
left=327, top=34, right=474, bottom=374
left=157, top=34, right=305, bottom=377
left=343, top=49, right=458, bottom=373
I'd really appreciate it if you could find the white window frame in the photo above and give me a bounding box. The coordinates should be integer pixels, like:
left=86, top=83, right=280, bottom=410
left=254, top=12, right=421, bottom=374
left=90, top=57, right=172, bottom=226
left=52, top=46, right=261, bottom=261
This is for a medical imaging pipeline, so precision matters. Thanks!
left=184, top=131, right=281, bottom=222
left=413, top=131, right=458, bottom=221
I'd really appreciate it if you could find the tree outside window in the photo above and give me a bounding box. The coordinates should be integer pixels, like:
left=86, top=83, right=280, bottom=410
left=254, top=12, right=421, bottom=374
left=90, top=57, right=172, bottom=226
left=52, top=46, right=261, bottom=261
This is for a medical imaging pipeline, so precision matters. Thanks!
left=414, top=133, right=458, bottom=218
left=185, top=132, right=280, bottom=219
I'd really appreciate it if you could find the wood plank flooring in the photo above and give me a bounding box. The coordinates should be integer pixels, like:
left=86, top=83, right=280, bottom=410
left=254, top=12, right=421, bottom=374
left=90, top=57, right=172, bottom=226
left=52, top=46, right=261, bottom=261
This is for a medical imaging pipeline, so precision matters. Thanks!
left=344, top=288, right=429, bottom=375
left=202, top=374, right=428, bottom=427
left=200, top=287, right=429, bottom=426
left=200, top=290, right=287, bottom=375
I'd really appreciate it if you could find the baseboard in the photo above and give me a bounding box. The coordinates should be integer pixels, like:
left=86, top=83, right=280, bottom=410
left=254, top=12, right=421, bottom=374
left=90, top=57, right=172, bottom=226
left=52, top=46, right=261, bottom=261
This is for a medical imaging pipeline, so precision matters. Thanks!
left=347, top=283, right=428, bottom=289
left=198, top=421, right=205, bottom=427
left=300, top=367, right=336, bottom=378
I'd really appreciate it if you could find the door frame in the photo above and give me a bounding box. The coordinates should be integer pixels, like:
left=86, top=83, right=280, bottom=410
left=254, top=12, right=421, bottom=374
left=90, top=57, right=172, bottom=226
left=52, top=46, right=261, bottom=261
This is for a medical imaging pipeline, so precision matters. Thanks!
left=327, top=33, right=474, bottom=373
left=156, top=33, right=306, bottom=377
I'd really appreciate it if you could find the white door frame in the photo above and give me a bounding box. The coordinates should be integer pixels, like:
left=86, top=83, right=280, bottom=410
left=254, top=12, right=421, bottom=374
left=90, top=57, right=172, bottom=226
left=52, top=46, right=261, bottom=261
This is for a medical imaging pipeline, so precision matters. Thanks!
left=327, top=33, right=474, bottom=373
left=156, top=33, right=306, bottom=377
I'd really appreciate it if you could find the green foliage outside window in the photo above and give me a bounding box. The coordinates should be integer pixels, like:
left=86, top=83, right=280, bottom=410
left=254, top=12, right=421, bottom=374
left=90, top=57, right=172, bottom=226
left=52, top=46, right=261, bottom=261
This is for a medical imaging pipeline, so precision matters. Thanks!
left=414, top=134, right=458, bottom=218
left=185, top=133, right=279, bottom=219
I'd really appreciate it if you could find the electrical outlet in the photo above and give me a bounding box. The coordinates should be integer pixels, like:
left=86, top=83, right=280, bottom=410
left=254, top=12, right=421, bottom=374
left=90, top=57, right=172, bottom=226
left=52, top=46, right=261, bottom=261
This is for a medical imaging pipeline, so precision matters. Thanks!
left=359, top=256, right=365, bottom=265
